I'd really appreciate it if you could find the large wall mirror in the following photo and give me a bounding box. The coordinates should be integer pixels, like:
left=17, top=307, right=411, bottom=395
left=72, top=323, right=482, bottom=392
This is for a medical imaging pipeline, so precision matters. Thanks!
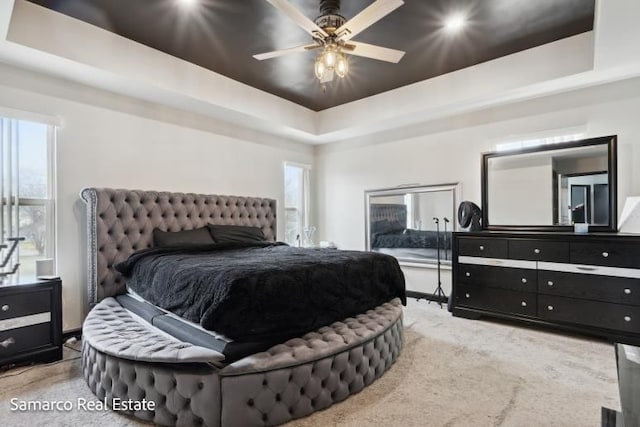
left=482, top=135, right=617, bottom=231
left=365, top=183, right=459, bottom=266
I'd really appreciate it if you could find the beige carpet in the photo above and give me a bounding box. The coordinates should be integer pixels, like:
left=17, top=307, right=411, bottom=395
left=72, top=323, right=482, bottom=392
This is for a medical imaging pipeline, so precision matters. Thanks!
left=0, top=299, right=620, bottom=427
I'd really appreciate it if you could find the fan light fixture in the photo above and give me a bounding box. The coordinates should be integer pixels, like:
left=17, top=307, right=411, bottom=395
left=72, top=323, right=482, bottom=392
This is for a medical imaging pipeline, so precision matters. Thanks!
left=254, top=0, right=406, bottom=86
left=314, top=44, right=349, bottom=81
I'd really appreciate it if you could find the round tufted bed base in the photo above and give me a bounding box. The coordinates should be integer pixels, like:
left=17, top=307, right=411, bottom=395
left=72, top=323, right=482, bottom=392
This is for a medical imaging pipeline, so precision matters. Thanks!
left=82, top=298, right=404, bottom=427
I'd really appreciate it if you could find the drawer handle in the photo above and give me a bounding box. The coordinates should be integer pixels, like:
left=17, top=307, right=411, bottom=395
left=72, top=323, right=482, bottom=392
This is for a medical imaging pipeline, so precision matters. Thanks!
left=534, top=248, right=541, bottom=254
left=602, top=251, right=609, bottom=258
left=1, top=304, right=8, bottom=312
left=624, top=288, right=632, bottom=295
left=547, top=281, right=554, bottom=287
left=479, top=245, right=485, bottom=251
left=547, top=305, right=554, bottom=311
left=465, top=272, right=471, bottom=277
left=624, top=316, right=631, bottom=322
left=577, top=266, right=597, bottom=272
left=521, top=301, right=527, bottom=307
left=521, top=278, right=527, bottom=284
left=0, top=337, right=15, bottom=348
left=465, top=293, right=470, bottom=298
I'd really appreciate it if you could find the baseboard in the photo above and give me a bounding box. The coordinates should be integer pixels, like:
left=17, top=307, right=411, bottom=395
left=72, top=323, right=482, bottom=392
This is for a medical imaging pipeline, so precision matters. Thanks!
left=407, top=290, right=448, bottom=304
left=62, top=328, right=82, bottom=342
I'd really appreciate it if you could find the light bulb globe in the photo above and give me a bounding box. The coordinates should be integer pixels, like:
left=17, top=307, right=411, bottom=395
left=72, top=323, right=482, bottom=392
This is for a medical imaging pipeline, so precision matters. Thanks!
left=314, top=58, right=326, bottom=80
left=336, top=54, right=348, bottom=78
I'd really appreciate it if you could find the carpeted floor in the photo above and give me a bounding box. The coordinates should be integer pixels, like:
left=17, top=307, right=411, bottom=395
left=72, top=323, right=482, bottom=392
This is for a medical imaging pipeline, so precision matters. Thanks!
left=0, top=299, right=620, bottom=427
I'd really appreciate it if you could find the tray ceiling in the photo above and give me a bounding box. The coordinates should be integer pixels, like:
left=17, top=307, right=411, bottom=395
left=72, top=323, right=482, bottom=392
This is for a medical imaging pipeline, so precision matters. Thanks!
left=26, top=0, right=594, bottom=111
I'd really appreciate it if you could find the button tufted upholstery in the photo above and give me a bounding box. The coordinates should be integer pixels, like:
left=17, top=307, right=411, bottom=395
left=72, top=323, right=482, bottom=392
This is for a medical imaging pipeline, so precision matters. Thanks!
left=219, top=305, right=403, bottom=427
left=82, top=298, right=404, bottom=427
left=82, top=340, right=222, bottom=427
left=80, top=188, right=277, bottom=305
left=83, top=298, right=225, bottom=364
left=223, top=298, right=402, bottom=375
left=81, top=188, right=403, bottom=426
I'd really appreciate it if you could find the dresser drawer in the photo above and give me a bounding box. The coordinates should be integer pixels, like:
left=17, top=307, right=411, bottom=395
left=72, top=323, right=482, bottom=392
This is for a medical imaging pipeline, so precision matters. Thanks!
left=458, top=238, right=507, bottom=258
left=0, top=323, right=53, bottom=359
left=538, top=270, right=640, bottom=306
left=458, top=263, right=537, bottom=292
left=0, top=290, right=51, bottom=321
left=456, top=285, right=536, bottom=316
left=509, top=239, right=569, bottom=262
left=571, top=242, right=640, bottom=268
left=538, top=295, right=640, bottom=333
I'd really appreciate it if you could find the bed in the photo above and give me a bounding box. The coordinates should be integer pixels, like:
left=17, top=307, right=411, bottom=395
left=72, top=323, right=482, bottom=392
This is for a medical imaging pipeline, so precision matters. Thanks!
left=80, top=188, right=405, bottom=426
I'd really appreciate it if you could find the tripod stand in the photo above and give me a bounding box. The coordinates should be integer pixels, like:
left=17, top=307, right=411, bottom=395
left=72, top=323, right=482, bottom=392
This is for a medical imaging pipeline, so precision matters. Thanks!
left=443, top=217, right=450, bottom=261
left=429, top=218, right=447, bottom=308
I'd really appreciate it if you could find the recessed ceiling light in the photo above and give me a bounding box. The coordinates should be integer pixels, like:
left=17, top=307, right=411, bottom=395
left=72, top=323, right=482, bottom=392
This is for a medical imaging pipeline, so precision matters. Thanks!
left=444, top=13, right=466, bottom=33
left=178, top=0, right=197, bottom=6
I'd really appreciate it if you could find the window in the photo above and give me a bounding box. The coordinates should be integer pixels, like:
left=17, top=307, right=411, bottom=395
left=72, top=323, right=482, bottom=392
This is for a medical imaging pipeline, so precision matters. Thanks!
left=284, top=162, right=311, bottom=246
left=1, top=117, right=56, bottom=279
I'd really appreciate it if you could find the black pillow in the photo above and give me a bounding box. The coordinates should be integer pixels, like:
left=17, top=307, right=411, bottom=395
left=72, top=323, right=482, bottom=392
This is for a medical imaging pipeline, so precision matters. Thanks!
left=153, top=227, right=215, bottom=247
left=208, top=225, right=266, bottom=244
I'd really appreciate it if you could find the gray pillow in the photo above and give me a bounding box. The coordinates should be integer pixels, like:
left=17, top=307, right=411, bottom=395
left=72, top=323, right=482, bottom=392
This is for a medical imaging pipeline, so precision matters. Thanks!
left=153, top=227, right=215, bottom=247
left=207, top=225, right=266, bottom=244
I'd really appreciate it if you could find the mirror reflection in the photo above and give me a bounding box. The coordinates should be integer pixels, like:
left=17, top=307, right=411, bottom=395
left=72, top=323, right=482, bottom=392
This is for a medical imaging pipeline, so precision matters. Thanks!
left=365, top=184, right=458, bottom=265
left=487, top=143, right=610, bottom=226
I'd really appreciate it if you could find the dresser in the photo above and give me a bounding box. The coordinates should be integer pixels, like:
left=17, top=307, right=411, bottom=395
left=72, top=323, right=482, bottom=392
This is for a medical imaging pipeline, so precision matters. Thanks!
left=0, top=279, right=63, bottom=367
left=452, top=232, right=640, bottom=344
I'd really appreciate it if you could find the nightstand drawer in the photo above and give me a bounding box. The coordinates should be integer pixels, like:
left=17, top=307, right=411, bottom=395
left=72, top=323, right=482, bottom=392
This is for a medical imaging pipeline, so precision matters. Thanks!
left=0, top=323, right=53, bottom=359
left=458, top=238, right=507, bottom=258
left=0, top=290, right=51, bottom=320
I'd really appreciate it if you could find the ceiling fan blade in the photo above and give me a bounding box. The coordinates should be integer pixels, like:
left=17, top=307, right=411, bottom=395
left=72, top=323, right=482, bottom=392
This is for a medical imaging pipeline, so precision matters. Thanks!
left=253, top=44, right=320, bottom=60
left=335, top=0, right=404, bottom=41
left=321, top=69, right=335, bottom=83
left=345, top=41, right=405, bottom=63
left=264, top=0, right=329, bottom=39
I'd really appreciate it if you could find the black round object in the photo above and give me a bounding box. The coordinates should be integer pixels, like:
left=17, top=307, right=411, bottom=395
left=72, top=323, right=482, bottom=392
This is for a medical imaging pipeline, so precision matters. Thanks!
left=458, top=201, right=482, bottom=231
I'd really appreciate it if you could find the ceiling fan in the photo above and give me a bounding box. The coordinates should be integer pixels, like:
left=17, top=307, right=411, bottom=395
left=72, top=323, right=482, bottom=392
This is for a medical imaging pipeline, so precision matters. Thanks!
left=253, top=0, right=406, bottom=83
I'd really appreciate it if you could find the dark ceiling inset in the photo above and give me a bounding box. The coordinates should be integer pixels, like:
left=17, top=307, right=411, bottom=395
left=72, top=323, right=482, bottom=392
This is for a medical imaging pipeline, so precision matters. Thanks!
left=26, top=0, right=595, bottom=111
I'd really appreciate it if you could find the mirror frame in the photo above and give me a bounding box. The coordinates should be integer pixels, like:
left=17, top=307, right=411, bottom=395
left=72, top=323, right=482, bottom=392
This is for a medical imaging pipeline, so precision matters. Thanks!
left=481, top=135, right=618, bottom=232
left=364, top=183, right=460, bottom=267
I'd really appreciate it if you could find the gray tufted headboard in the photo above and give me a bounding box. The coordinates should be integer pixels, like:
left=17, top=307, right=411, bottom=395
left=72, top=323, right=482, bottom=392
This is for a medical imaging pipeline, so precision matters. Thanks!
left=80, top=188, right=277, bottom=308
left=370, top=203, right=407, bottom=225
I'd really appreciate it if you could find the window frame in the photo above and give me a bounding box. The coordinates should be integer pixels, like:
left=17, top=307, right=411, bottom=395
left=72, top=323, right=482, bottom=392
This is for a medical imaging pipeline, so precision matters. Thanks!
left=283, top=161, right=311, bottom=246
left=0, top=117, right=57, bottom=274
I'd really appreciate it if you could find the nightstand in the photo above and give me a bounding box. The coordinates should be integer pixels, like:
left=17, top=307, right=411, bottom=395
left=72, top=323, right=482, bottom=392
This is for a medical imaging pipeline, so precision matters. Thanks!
left=0, top=278, right=62, bottom=367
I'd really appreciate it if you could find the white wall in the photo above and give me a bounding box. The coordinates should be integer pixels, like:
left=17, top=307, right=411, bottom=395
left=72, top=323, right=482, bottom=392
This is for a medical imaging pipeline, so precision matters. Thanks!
left=316, top=95, right=640, bottom=296
left=0, top=66, right=314, bottom=332
left=594, top=0, right=640, bottom=69
left=488, top=159, right=553, bottom=225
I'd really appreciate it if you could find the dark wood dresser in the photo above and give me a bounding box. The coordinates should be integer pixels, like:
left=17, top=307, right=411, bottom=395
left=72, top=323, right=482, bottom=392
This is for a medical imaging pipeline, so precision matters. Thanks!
left=452, top=232, right=640, bottom=344
left=0, top=279, right=62, bottom=367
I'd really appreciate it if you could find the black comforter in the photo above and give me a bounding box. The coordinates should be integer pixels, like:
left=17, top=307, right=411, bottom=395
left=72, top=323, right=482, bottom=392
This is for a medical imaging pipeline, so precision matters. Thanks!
left=115, top=243, right=406, bottom=342
left=372, top=230, right=452, bottom=249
